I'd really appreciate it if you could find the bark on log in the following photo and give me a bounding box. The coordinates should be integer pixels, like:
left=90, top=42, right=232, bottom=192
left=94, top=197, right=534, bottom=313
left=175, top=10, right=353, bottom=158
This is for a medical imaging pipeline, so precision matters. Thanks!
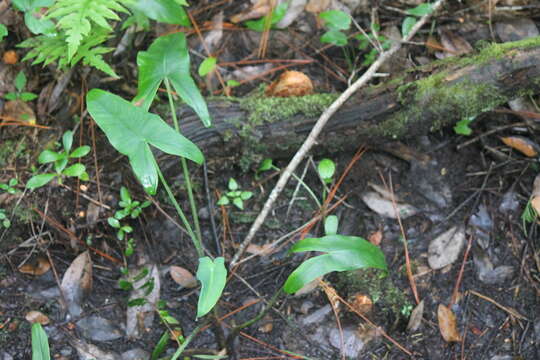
left=170, top=40, right=540, bottom=165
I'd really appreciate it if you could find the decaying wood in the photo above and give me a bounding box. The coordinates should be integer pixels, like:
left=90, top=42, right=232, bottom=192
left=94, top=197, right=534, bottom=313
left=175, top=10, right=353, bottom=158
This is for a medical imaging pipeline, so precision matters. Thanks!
left=172, top=42, right=540, bottom=162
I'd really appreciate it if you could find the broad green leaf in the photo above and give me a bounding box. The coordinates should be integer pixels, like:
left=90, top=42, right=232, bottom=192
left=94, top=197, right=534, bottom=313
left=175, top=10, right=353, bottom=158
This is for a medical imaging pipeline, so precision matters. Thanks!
left=134, top=32, right=211, bottom=127
left=228, top=178, right=238, bottom=191
left=319, top=10, right=351, bottom=31
left=324, top=215, right=338, bottom=235
left=240, top=191, right=253, bottom=200
left=24, top=12, right=56, bottom=35
left=108, top=217, right=120, bottom=228
left=31, top=323, right=50, bottom=360
left=20, top=92, right=38, bottom=101
left=120, top=186, right=131, bottom=202
left=283, top=234, right=387, bottom=294
left=407, top=3, right=434, bottom=17
left=318, top=158, right=335, bottom=180
left=69, top=145, right=90, bottom=158
left=62, top=163, right=86, bottom=177
left=129, top=0, right=190, bottom=26
left=198, top=56, right=217, bottom=77
left=26, top=173, right=56, bottom=189
left=14, top=71, right=27, bottom=92
left=0, top=24, right=7, bottom=41
left=86, top=89, right=204, bottom=195
left=38, top=150, right=62, bottom=164
left=320, top=30, right=348, bottom=47
left=454, top=117, right=473, bottom=136
left=4, top=93, right=18, bottom=101
left=62, top=130, right=73, bottom=152
left=258, top=158, right=273, bottom=172
left=401, top=17, right=416, bottom=37
left=216, top=196, right=229, bottom=206
left=232, top=197, right=243, bottom=210
left=196, top=257, right=227, bottom=318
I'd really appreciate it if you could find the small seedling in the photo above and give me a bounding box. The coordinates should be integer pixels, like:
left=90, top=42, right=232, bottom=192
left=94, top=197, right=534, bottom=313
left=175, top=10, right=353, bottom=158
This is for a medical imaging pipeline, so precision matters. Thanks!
left=0, top=178, right=19, bottom=194
left=521, top=198, right=537, bottom=236
left=26, top=130, right=90, bottom=189
left=108, top=186, right=149, bottom=256
left=401, top=3, right=434, bottom=37
left=217, top=178, right=253, bottom=210
left=454, top=116, right=475, bottom=136
left=0, top=209, right=11, bottom=228
left=4, top=71, right=38, bottom=102
left=283, top=215, right=388, bottom=294
left=317, top=158, right=336, bottom=184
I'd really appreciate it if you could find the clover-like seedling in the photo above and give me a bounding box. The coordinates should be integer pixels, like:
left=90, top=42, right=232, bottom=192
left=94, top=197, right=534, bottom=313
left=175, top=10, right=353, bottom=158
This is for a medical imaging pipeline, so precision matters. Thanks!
left=26, top=130, right=90, bottom=189
left=318, top=158, right=336, bottom=184
left=0, top=178, right=19, bottom=194
left=0, top=209, right=11, bottom=228
left=4, top=71, right=38, bottom=102
left=217, top=178, right=253, bottom=210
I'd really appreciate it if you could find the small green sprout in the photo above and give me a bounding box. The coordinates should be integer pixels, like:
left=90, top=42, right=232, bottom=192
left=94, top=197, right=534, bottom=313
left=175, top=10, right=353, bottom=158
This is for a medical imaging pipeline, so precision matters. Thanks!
left=0, top=208, right=11, bottom=228
left=4, top=71, right=38, bottom=102
left=0, top=178, right=19, bottom=194
left=318, top=158, right=336, bottom=184
left=217, top=178, right=253, bottom=210
left=26, top=130, right=90, bottom=189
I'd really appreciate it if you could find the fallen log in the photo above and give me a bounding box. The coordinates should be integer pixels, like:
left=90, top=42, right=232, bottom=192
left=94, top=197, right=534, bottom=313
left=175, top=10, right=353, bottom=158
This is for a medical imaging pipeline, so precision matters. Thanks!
left=169, top=38, right=540, bottom=167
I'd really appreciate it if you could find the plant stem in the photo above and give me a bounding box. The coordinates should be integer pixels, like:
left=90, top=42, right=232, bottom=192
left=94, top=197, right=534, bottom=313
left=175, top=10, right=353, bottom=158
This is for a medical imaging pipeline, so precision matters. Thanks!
left=156, top=165, right=203, bottom=257
left=164, top=78, right=203, bottom=247
left=170, top=321, right=207, bottom=360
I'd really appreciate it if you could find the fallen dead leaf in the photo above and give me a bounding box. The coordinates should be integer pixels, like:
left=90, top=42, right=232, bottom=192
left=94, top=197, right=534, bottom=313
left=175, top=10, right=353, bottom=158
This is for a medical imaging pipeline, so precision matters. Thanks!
left=437, top=304, right=461, bottom=342
left=3, top=100, right=36, bottom=124
left=406, top=299, right=424, bottom=332
left=18, top=256, right=51, bottom=276
left=428, top=226, right=466, bottom=270
left=350, top=293, right=372, bottom=315
left=367, top=230, right=382, bottom=246
left=500, top=136, right=540, bottom=157
left=3, top=50, right=18, bottom=64
left=246, top=243, right=275, bottom=256
left=169, top=266, right=197, bottom=288
left=61, top=251, right=93, bottom=317
left=25, top=310, right=50, bottom=325
left=305, top=0, right=330, bottom=13
left=265, top=71, right=313, bottom=97
left=230, top=0, right=274, bottom=23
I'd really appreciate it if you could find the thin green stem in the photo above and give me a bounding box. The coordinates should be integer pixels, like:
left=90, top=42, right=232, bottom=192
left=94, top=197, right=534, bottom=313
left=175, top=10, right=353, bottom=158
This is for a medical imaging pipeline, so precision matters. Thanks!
left=273, top=166, right=321, bottom=208
left=164, top=78, right=203, bottom=247
left=156, top=165, right=203, bottom=257
left=170, top=321, right=208, bottom=360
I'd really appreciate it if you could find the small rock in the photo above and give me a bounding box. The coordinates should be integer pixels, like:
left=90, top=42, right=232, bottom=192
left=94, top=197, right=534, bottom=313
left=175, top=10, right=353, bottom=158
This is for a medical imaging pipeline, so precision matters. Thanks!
left=300, top=305, right=332, bottom=326
left=328, top=326, right=366, bottom=358
left=121, top=349, right=150, bottom=360
left=77, top=315, right=123, bottom=342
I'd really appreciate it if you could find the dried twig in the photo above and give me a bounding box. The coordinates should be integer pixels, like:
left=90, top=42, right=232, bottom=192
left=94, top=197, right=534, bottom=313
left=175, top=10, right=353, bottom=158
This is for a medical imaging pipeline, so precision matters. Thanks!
left=230, top=0, right=448, bottom=267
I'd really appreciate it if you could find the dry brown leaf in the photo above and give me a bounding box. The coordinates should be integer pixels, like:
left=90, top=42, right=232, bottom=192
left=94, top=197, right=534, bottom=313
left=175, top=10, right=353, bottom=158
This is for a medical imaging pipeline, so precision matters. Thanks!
left=531, top=196, right=540, bottom=216
left=367, top=230, right=382, bottom=246
left=350, top=293, right=372, bottom=315
left=61, top=251, right=93, bottom=317
left=258, top=315, right=273, bottom=333
left=25, top=310, right=50, bottom=325
left=18, top=257, right=51, bottom=276
left=246, top=243, right=275, bottom=256
left=265, top=71, right=313, bottom=97
left=406, top=299, right=424, bottom=332
left=437, top=304, right=461, bottom=342
left=169, top=266, right=197, bottom=288
left=3, top=100, right=36, bottom=124
left=3, top=50, right=18, bottom=64
left=230, top=0, right=273, bottom=23
left=305, top=0, right=331, bottom=13
left=500, top=136, right=540, bottom=157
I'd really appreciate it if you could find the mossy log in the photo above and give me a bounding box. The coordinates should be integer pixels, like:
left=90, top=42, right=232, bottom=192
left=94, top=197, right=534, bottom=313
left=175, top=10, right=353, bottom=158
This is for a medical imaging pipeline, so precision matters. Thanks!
left=172, top=39, right=540, bottom=165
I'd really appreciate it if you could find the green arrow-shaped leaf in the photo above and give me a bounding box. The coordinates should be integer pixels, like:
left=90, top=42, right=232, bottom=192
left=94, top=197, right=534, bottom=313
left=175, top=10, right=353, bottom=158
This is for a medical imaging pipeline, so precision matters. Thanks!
left=196, top=256, right=226, bottom=318
left=86, top=89, right=204, bottom=195
left=283, top=234, right=387, bottom=294
left=134, top=32, right=211, bottom=127
left=31, top=323, right=51, bottom=360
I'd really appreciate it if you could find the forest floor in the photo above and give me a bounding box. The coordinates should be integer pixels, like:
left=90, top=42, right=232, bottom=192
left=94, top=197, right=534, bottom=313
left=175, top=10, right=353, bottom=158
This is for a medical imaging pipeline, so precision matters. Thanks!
left=0, top=0, right=539, bottom=359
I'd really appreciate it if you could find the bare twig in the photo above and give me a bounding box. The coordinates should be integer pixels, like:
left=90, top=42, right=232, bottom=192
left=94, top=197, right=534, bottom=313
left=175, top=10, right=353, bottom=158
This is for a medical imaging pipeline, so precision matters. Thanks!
left=230, top=0, right=447, bottom=267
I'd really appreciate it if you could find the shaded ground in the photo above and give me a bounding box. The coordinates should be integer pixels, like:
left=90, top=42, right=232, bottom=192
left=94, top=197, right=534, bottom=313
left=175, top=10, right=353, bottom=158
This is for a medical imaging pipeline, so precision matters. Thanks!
left=1, top=1, right=540, bottom=359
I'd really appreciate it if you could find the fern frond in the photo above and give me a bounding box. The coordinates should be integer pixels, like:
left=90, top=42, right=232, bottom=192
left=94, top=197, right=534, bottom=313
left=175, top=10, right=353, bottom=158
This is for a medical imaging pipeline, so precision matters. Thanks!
left=47, top=0, right=131, bottom=60
left=18, top=30, right=118, bottom=77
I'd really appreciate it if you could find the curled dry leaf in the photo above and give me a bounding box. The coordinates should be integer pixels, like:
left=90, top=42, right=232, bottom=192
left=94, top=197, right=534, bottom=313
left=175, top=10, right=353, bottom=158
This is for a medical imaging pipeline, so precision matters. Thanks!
left=500, top=136, right=540, bottom=157
left=350, top=293, right=372, bottom=315
left=246, top=243, right=275, bottom=256
left=428, top=226, right=466, bottom=270
left=3, top=100, right=36, bottom=124
left=18, top=257, right=51, bottom=276
left=25, top=310, right=50, bottom=325
left=61, top=251, right=93, bottom=317
left=367, top=230, right=383, bottom=246
left=169, top=266, right=197, bottom=288
left=294, top=277, right=320, bottom=297
left=305, top=0, right=330, bottom=13
left=531, top=173, right=540, bottom=215
left=230, top=0, right=274, bottom=23
left=265, top=71, right=313, bottom=97
left=406, top=299, right=424, bottom=332
left=361, top=191, right=418, bottom=219
left=437, top=304, right=461, bottom=342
